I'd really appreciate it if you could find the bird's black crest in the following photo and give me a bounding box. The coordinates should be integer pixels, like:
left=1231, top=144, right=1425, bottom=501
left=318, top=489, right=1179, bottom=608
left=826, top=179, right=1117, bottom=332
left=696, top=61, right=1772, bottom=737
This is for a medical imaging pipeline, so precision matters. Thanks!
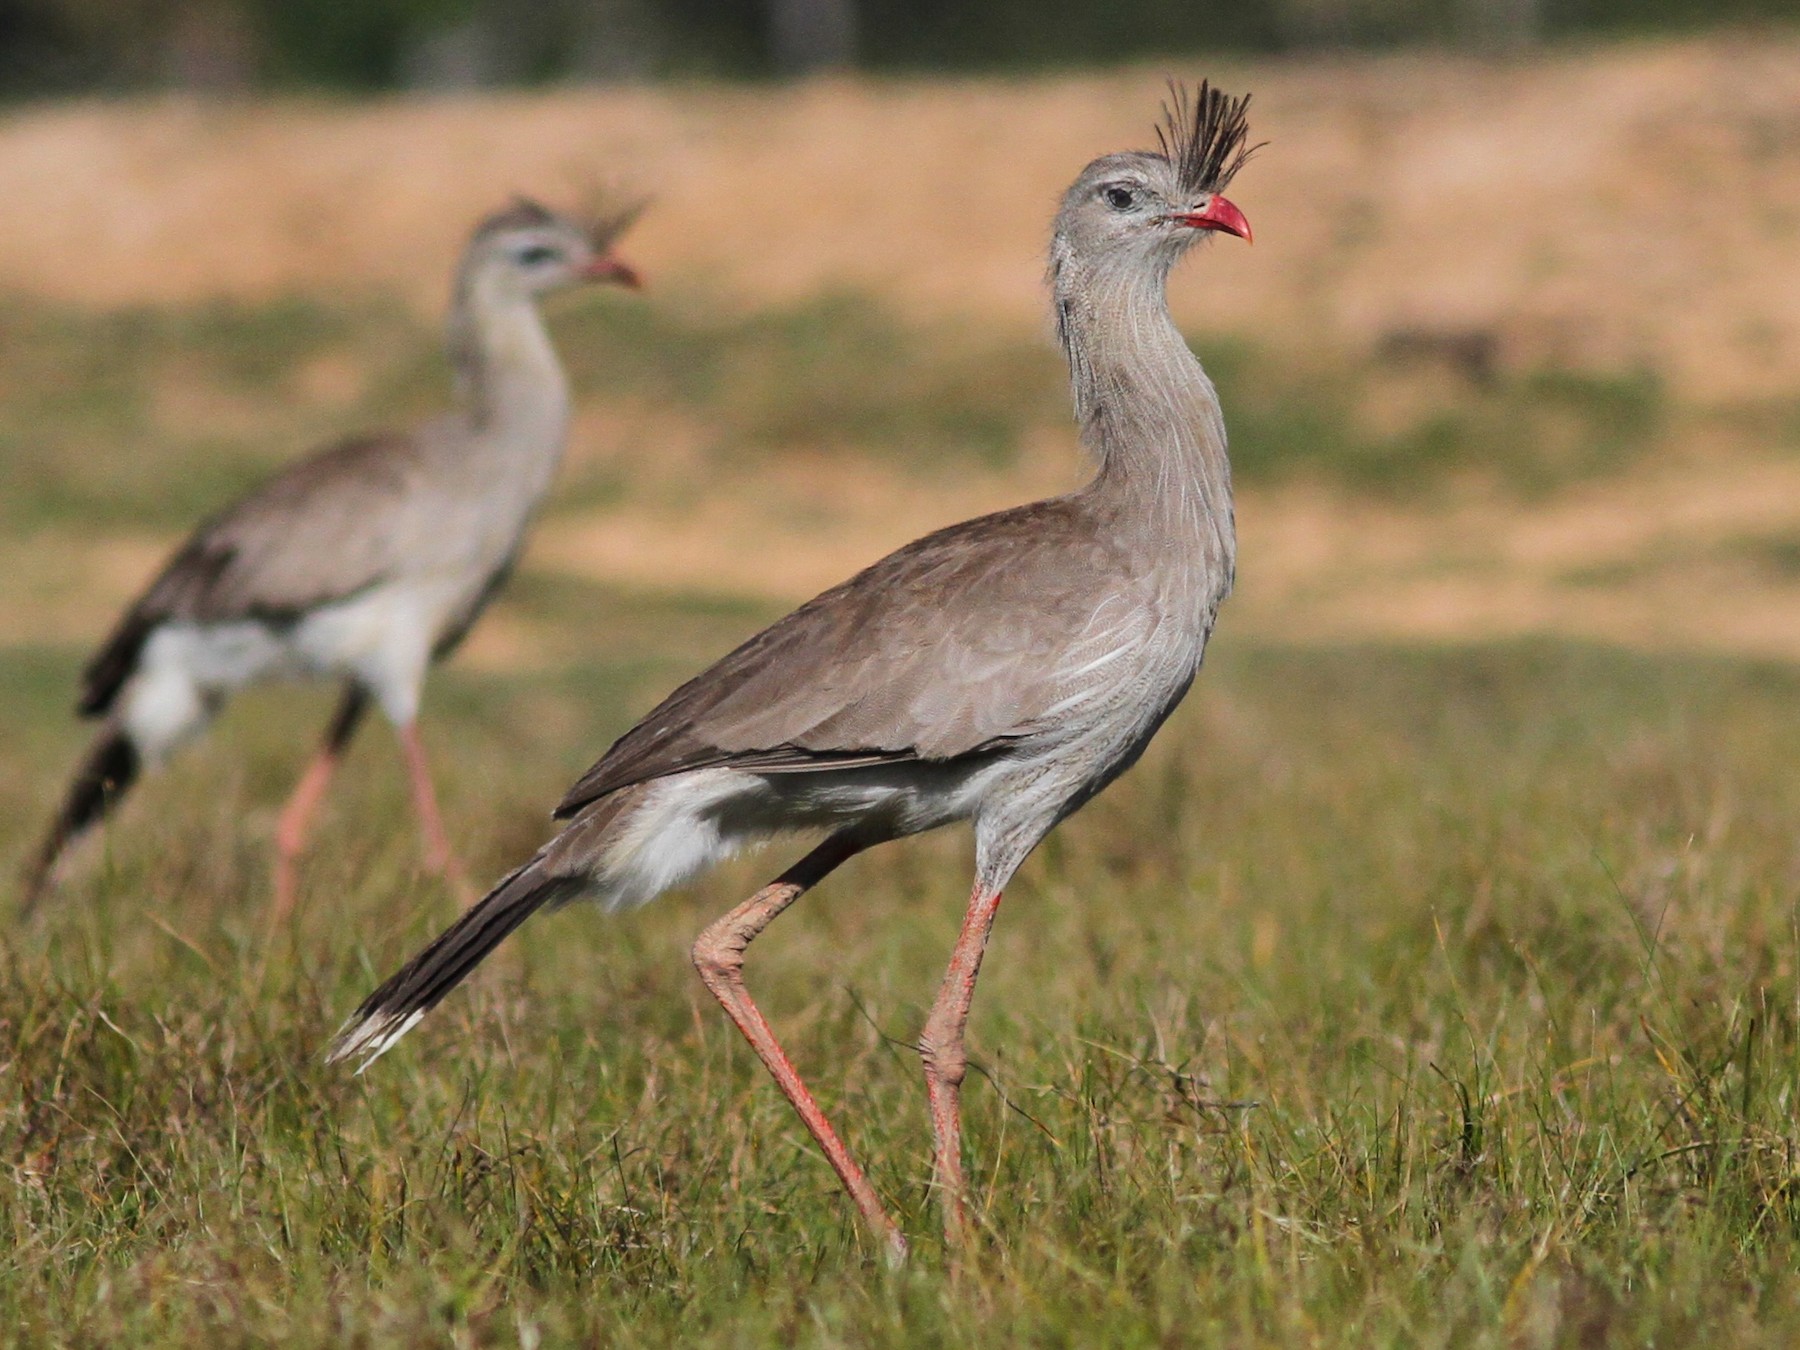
left=474, top=195, right=560, bottom=238
left=1156, top=81, right=1261, bottom=198
left=474, top=193, right=644, bottom=252
left=590, top=197, right=647, bottom=252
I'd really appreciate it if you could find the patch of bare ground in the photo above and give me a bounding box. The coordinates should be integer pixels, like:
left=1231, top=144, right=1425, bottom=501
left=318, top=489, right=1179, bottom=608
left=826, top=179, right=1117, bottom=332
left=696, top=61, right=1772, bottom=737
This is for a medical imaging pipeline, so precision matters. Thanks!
left=1235, top=453, right=1800, bottom=660
left=534, top=422, right=1075, bottom=600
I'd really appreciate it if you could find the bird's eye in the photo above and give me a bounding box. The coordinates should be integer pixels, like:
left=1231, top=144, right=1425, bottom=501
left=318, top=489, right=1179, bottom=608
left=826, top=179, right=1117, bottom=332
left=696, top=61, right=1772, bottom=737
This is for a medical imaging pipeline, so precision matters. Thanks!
left=516, top=245, right=560, bottom=266
left=1103, top=186, right=1136, bottom=211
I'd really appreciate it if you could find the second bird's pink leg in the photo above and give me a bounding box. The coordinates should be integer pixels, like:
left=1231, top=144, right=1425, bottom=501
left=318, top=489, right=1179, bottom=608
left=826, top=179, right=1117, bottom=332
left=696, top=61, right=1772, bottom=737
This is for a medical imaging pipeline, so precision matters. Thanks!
left=919, top=883, right=1005, bottom=1246
left=397, top=722, right=471, bottom=900
left=692, top=834, right=908, bottom=1264
left=271, top=686, right=367, bottom=922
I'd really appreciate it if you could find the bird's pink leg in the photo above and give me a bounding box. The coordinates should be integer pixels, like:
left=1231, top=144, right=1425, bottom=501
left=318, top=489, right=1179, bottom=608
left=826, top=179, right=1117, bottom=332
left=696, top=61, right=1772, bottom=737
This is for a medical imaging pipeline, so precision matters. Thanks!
left=271, top=686, right=366, bottom=922
left=692, top=835, right=908, bottom=1264
left=397, top=722, right=471, bottom=901
left=919, top=883, right=1005, bottom=1246
left=272, top=750, right=338, bottom=922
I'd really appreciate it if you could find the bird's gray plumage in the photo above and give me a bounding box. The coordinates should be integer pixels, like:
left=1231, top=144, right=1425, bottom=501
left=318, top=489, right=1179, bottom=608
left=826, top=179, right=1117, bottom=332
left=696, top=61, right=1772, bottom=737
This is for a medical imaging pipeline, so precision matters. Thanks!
left=332, top=83, right=1261, bottom=1259
left=554, top=498, right=1129, bottom=816
left=331, top=82, right=1261, bottom=1077
left=81, top=431, right=428, bottom=716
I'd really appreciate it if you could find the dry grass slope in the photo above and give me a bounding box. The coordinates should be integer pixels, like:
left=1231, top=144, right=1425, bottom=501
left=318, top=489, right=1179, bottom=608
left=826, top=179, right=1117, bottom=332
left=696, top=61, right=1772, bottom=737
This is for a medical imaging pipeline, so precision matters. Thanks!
left=3, top=38, right=1800, bottom=401
left=8, top=38, right=1800, bottom=665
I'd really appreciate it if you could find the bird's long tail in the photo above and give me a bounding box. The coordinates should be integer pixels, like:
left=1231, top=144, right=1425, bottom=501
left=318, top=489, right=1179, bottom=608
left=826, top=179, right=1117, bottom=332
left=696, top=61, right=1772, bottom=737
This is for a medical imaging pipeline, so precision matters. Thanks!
left=19, top=723, right=141, bottom=914
left=327, top=856, right=587, bottom=1069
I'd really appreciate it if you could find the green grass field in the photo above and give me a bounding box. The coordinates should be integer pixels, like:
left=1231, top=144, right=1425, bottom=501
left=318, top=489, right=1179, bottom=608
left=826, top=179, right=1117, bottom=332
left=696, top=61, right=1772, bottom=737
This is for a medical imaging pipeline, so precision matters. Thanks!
left=5, top=292, right=1800, bottom=1345
left=9, top=607, right=1800, bottom=1346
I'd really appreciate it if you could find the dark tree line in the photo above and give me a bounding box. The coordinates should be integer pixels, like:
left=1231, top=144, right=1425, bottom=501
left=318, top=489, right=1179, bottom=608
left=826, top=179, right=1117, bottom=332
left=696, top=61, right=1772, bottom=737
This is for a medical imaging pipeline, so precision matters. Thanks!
left=0, top=0, right=1790, bottom=95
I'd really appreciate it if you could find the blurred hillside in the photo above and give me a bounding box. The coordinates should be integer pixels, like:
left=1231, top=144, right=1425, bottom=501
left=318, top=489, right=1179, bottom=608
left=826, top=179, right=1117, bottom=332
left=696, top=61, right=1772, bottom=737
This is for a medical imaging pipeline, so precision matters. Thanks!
left=4, top=38, right=1800, bottom=668
left=0, top=38, right=1797, bottom=401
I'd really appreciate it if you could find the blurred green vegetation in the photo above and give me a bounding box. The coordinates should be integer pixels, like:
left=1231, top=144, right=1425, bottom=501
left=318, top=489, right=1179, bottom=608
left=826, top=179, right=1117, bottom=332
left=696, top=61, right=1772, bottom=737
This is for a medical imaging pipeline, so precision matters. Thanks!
left=1213, top=341, right=1667, bottom=497
left=0, top=288, right=1678, bottom=538
left=559, top=291, right=1061, bottom=471
left=0, top=295, right=422, bottom=531
left=0, top=0, right=1795, bottom=96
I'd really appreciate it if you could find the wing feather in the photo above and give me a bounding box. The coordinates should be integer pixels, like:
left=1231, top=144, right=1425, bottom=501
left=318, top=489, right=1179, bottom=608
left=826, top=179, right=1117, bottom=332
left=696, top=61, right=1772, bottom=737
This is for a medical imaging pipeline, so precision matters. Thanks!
left=553, top=497, right=1148, bottom=818
left=80, top=432, right=432, bottom=716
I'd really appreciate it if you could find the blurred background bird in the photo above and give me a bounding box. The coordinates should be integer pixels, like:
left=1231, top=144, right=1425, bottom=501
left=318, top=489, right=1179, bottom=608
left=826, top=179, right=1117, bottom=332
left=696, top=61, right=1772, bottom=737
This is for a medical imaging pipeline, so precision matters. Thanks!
left=20, top=199, right=642, bottom=917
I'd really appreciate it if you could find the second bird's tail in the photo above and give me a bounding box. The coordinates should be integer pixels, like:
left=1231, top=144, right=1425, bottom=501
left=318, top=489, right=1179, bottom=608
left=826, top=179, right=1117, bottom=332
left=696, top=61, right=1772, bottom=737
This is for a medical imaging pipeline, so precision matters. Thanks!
left=19, top=724, right=141, bottom=915
left=327, top=857, right=587, bottom=1069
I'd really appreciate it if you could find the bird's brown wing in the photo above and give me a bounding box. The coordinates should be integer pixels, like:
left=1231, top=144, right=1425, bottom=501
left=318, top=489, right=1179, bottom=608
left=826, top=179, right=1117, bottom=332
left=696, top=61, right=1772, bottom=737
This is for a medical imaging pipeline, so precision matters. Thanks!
left=80, top=432, right=430, bottom=715
left=554, top=497, right=1149, bottom=818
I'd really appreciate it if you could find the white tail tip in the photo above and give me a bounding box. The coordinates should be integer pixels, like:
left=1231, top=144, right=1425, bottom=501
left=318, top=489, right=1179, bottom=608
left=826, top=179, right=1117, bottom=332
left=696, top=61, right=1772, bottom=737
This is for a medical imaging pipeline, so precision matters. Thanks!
left=325, top=1008, right=425, bottom=1072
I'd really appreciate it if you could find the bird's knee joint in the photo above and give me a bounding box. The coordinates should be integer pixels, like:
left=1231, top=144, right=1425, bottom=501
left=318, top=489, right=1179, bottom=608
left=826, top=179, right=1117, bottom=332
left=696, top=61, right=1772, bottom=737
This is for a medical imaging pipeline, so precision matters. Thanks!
left=691, top=927, right=745, bottom=989
left=918, top=1030, right=967, bottom=1089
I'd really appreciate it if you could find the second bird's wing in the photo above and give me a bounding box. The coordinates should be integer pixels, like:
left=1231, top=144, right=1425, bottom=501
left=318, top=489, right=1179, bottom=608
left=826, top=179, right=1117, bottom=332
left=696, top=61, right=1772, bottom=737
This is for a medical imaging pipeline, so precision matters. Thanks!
left=79, top=432, right=435, bottom=716
left=555, top=497, right=1155, bottom=818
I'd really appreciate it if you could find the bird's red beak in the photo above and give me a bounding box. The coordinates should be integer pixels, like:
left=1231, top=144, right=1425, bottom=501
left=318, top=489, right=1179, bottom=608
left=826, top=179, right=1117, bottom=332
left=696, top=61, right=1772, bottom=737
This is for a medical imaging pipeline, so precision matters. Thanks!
left=583, top=253, right=643, bottom=288
left=1171, top=194, right=1252, bottom=243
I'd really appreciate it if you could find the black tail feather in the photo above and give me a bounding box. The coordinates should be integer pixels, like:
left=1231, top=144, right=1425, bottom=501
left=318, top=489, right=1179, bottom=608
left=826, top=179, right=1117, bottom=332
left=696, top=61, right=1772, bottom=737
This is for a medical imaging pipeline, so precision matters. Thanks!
left=20, top=726, right=140, bottom=914
left=327, top=860, right=585, bottom=1066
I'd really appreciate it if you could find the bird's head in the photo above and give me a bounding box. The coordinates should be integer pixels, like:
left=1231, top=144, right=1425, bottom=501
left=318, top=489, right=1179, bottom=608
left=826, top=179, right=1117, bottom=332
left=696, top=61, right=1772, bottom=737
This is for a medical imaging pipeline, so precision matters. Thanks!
left=464, top=196, right=644, bottom=299
left=1053, top=82, right=1259, bottom=278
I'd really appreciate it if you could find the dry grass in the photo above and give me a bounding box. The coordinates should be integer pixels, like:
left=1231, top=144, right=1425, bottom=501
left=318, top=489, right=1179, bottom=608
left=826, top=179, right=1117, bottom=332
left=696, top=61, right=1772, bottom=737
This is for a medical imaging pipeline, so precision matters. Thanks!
left=6, top=36, right=1800, bottom=678
left=10, top=612, right=1800, bottom=1345
left=2, top=36, right=1799, bottom=401
left=5, top=282, right=1799, bottom=668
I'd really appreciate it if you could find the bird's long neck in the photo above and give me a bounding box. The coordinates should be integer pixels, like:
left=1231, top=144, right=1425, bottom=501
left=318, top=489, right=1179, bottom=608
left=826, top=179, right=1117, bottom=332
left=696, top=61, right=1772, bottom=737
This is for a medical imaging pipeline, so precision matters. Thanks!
left=446, top=270, right=572, bottom=468
left=1054, top=249, right=1235, bottom=590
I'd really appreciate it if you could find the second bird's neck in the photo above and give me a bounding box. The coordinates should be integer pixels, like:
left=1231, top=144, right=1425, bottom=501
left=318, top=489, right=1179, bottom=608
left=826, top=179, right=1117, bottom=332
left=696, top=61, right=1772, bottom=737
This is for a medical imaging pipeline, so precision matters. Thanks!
left=446, top=274, right=573, bottom=460
left=1054, top=253, right=1236, bottom=586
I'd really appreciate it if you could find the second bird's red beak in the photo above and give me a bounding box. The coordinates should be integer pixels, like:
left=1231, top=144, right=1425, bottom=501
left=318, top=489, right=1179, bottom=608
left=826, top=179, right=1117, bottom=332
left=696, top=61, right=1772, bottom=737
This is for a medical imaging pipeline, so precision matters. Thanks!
left=583, top=253, right=643, bottom=288
left=1172, top=195, right=1252, bottom=243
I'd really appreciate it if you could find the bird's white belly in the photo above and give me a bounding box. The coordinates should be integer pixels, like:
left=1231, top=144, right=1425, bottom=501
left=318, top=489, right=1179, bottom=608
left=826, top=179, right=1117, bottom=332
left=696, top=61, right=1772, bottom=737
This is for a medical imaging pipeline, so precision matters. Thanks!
left=292, top=576, right=468, bottom=721
left=124, top=622, right=296, bottom=756
left=121, top=575, right=469, bottom=756
left=588, top=759, right=1013, bottom=912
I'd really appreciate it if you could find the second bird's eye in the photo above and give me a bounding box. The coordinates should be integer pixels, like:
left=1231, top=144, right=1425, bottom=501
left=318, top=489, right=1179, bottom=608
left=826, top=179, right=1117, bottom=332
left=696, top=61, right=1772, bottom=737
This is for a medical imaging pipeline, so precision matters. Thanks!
left=516, top=245, right=560, bottom=266
left=1103, top=186, right=1136, bottom=211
